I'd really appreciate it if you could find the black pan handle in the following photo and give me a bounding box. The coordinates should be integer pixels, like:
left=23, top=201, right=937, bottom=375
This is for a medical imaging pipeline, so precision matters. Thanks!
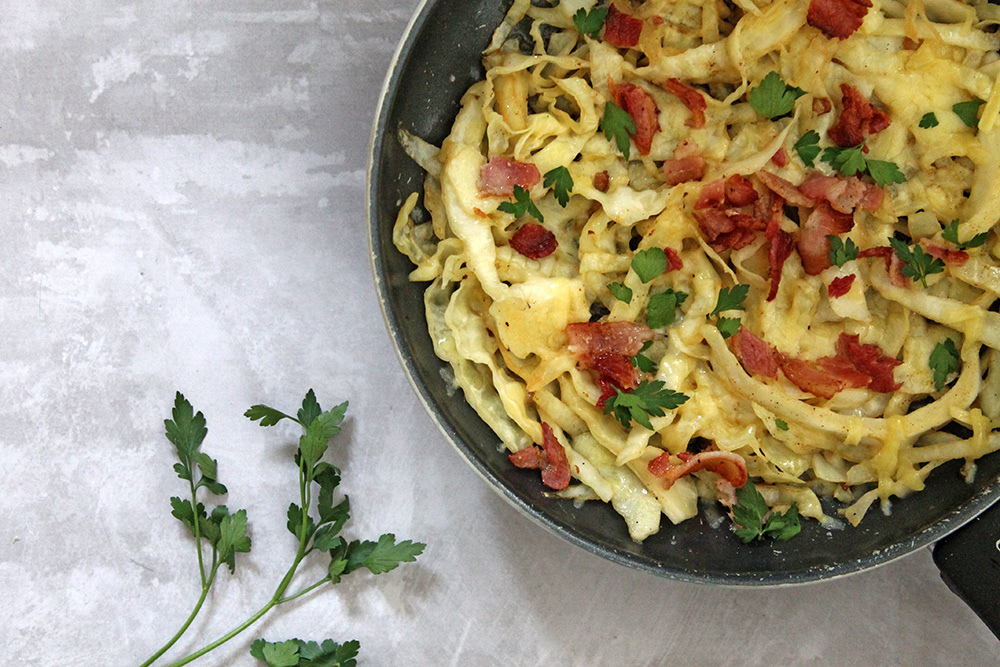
left=933, top=499, right=1000, bottom=639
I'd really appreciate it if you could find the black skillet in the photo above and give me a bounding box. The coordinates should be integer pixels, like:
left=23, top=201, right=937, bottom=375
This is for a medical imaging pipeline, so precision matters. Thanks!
left=367, top=0, right=1000, bottom=634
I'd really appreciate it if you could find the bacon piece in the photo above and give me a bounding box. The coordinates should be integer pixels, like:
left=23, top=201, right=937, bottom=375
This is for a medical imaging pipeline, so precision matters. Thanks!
left=814, top=356, right=871, bottom=389
left=780, top=357, right=856, bottom=399
left=594, top=170, right=610, bottom=192
left=836, top=333, right=901, bottom=393
left=797, top=203, right=855, bottom=275
left=730, top=326, right=781, bottom=379
left=757, top=170, right=816, bottom=207
left=662, top=156, right=705, bottom=185
left=664, top=79, right=707, bottom=129
left=610, top=81, right=660, bottom=155
left=694, top=176, right=774, bottom=251
left=478, top=157, right=540, bottom=196
left=697, top=209, right=764, bottom=251
left=925, top=243, right=969, bottom=267
left=595, top=376, right=619, bottom=410
left=647, top=451, right=672, bottom=477
left=509, top=445, right=544, bottom=469
left=603, top=4, right=643, bottom=48
left=509, top=223, right=557, bottom=259
left=665, top=247, right=683, bottom=272
left=695, top=178, right=725, bottom=209
left=650, top=451, right=748, bottom=491
left=766, top=219, right=795, bottom=301
left=566, top=321, right=654, bottom=390
left=828, top=274, right=856, bottom=297
left=771, top=147, right=789, bottom=167
left=725, top=174, right=759, bottom=207
left=859, top=246, right=908, bottom=286
left=807, top=0, right=872, bottom=40
left=828, top=83, right=891, bottom=148
left=798, top=172, right=884, bottom=213
left=539, top=422, right=571, bottom=489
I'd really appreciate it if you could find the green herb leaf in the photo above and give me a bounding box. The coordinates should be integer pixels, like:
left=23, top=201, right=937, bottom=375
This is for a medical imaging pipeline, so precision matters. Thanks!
left=942, top=219, right=988, bottom=250
left=717, top=317, right=741, bottom=339
left=245, top=404, right=296, bottom=427
left=865, top=159, right=907, bottom=188
left=828, top=235, right=859, bottom=267
left=217, top=508, right=252, bottom=574
left=732, top=483, right=801, bottom=543
left=342, top=534, right=426, bottom=576
left=543, top=166, right=574, bottom=207
left=748, top=71, right=806, bottom=119
left=298, top=638, right=360, bottom=667
left=250, top=639, right=300, bottom=667
left=889, top=237, right=945, bottom=288
left=821, top=144, right=867, bottom=177
left=712, top=284, right=749, bottom=315
left=929, top=338, right=960, bottom=392
left=630, top=340, right=657, bottom=373
left=775, top=418, right=789, bottom=431
left=762, top=503, right=801, bottom=540
left=953, top=99, right=985, bottom=128
left=298, top=402, right=349, bottom=471
left=573, top=6, right=608, bottom=37
left=286, top=503, right=317, bottom=544
left=165, top=392, right=208, bottom=470
left=919, top=112, right=939, bottom=129
left=793, top=130, right=821, bottom=168
left=601, top=100, right=637, bottom=160
left=632, top=247, right=668, bottom=283
left=497, top=185, right=544, bottom=222
left=647, top=289, right=688, bottom=328
left=608, top=281, right=633, bottom=304
left=603, top=380, right=689, bottom=430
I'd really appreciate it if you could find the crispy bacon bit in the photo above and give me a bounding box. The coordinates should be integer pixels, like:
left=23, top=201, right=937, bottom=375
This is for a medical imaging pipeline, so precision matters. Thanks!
left=603, top=4, right=643, bottom=48
left=694, top=176, right=776, bottom=252
left=757, top=170, right=816, bottom=207
left=695, top=178, right=725, bottom=209
left=731, top=326, right=781, bottom=379
left=509, top=223, right=557, bottom=259
left=665, top=247, right=683, bottom=272
left=509, top=445, right=544, bottom=469
left=925, top=243, right=969, bottom=266
left=771, top=146, right=789, bottom=167
left=780, top=357, right=858, bottom=399
left=647, top=451, right=673, bottom=477
left=766, top=219, right=795, bottom=301
left=725, top=174, right=759, bottom=207
left=662, top=156, right=706, bottom=185
left=797, top=203, right=855, bottom=275
left=828, top=83, right=891, bottom=148
left=594, top=170, right=610, bottom=192
left=652, top=451, right=748, bottom=491
left=828, top=274, right=856, bottom=298
left=610, top=81, right=660, bottom=155
left=807, top=0, right=872, bottom=40
left=509, top=423, right=571, bottom=490
left=813, top=97, right=833, bottom=115
left=478, top=157, right=540, bottom=196
left=798, top=172, right=884, bottom=213
left=836, top=333, right=902, bottom=392
left=858, top=245, right=892, bottom=262
left=664, top=78, right=707, bottom=129
left=566, top=321, right=654, bottom=390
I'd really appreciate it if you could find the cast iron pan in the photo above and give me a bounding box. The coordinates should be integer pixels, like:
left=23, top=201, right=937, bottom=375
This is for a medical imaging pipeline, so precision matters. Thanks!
left=367, top=0, right=1000, bottom=634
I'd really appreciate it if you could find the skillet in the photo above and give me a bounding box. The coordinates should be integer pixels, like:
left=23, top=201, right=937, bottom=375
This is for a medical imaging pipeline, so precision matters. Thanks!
left=367, top=0, right=1000, bottom=633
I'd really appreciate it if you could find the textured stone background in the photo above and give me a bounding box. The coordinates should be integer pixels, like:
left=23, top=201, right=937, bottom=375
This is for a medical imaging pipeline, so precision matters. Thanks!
left=0, top=1, right=995, bottom=664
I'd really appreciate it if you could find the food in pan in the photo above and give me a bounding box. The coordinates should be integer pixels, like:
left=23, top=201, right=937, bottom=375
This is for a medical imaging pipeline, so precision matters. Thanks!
left=393, top=0, right=1000, bottom=542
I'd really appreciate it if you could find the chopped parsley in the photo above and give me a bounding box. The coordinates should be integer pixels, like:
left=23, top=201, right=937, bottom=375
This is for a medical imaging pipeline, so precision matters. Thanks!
left=717, top=317, right=742, bottom=339
left=919, top=112, right=939, bottom=129
left=821, top=143, right=906, bottom=188
left=711, top=284, right=750, bottom=315
left=889, top=237, right=945, bottom=288
left=543, top=166, right=574, bottom=207
left=497, top=185, right=544, bottom=222
left=608, top=281, right=633, bottom=304
left=942, top=219, right=988, bottom=251
left=794, top=130, right=821, bottom=167
left=630, top=340, right=657, bottom=373
left=632, top=247, right=668, bottom=282
left=601, top=100, right=637, bottom=160
left=646, top=289, right=688, bottom=328
left=953, top=99, right=985, bottom=128
left=732, top=483, right=801, bottom=543
left=603, top=380, right=689, bottom=430
left=748, top=71, right=806, bottom=119
left=573, top=6, right=608, bottom=37
left=775, top=418, right=789, bottom=431
left=929, top=338, right=960, bottom=392
left=828, top=235, right=859, bottom=267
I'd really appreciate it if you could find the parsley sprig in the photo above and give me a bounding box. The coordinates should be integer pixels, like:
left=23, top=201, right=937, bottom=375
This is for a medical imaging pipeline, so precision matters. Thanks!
left=632, top=247, right=668, bottom=282
left=828, top=235, right=859, bottom=267
left=712, top=284, right=749, bottom=339
left=573, top=6, right=608, bottom=37
left=821, top=143, right=906, bottom=188
left=601, top=100, right=637, bottom=160
left=631, top=340, right=657, bottom=373
left=919, top=112, right=939, bottom=129
left=732, top=483, right=801, bottom=543
left=888, top=237, right=945, bottom=288
left=604, top=380, right=689, bottom=430
left=647, top=289, right=688, bottom=328
left=251, top=638, right=359, bottom=667
left=942, top=219, right=988, bottom=251
left=930, top=338, right=960, bottom=392
left=748, top=71, right=806, bottom=119
left=498, top=185, right=544, bottom=222
left=543, top=166, right=574, bottom=207
left=794, top=130, right=821, bottom=167
left=954, top=99, right=985, bottom=128
left=141, top=391, right=425, bottom=667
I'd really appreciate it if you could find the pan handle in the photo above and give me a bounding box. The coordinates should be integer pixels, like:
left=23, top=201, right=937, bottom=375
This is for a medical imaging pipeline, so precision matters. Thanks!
left=932, top=499, right=1000, bottom=639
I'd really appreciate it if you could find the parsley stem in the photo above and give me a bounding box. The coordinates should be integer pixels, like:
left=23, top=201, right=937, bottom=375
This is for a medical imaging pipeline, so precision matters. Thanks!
left=139, top=565, right=219, bottom=667
left=277, top=577, right=331, bottom=605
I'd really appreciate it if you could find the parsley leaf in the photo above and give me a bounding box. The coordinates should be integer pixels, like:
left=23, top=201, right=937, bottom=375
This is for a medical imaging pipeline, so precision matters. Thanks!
left=647, top=289, right=688, bottom=328
left=889, top=237, right=945, bottom=288
left=630, top=340, right=657, bottom=373
left=865, top=159, right=907, bottom=188
left=794, top=130, right=821, bottom=168
left=250, top=638, right=361, bottom=667
left=601, top=100, right=637, bottom=160
left=919, top=112, right=939, bottom=129
left=942, top=219, right=988, bottom=250
left=573, top=6, right=608, bottom=37
left=775, top=418, right=789, bottom=431
left=632, top=247, right=668, bottom=282
left=748, top=71, right=806, bottom=119
left=608, top=281, right=633, bottom=304
left=953, top=99, right=985, bottom=128
left=828, top=235, right=859, bottom=267
left=717, top=317, right=742, bottom=339
left=603, top=380, right=689, bottom=430
left=497, top=185, right=544, bottom=222
left=930, top=338, right=960, bottom=392
left=250, top=639, right=300, bottom=667
left=821, top=144, right=867, bottom=177
left=732, top=484, right=801, bottom=543
left=543, top=166, right=574, bottom=207
left=712, top=284, right=749, bottom=315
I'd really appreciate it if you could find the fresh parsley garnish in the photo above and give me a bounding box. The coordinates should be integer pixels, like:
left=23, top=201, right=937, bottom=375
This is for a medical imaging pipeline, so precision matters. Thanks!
left=647, top=289, right=688, bottom=328
left=919, top=112, right=939, bottom=129
left=942, top=219, right=988, bottom=250
left=141, top=391, right=425, bottom=667
left=498, top=185, right=544, bottom=222
left=865, top=159, right=907, bottom=188
left=632, top=247, right=668, bottom=282
left=929, top=338, right=960, bottom=392
left=888, top=237, right=945, bottom=288
left=573, top=6, right=608, bottom=37
left=603, top=380, right=689, bottom=430
left=953, top=99, right=985, bottom=128
left=601, top=100, right=637, bottom=160
left=608, top=281, right=633, bottom=304
left=732, top=483, right=801, bottom=543
left=717, top=317, right=742, bottom=339
left=775, top=418, right=789, bottom=431
left=828, top=235, right=859, bottom=267
left=821, top=143, right=906, bottom=188
left=631, top=339, right=657, bottom=373
left=794, top=130, right=821, bottom=167
left=543, top=166, right=574, bottom=207
left=748, top=71, right=806, bottom=119
left=712, top=284, right=749, bottom=315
